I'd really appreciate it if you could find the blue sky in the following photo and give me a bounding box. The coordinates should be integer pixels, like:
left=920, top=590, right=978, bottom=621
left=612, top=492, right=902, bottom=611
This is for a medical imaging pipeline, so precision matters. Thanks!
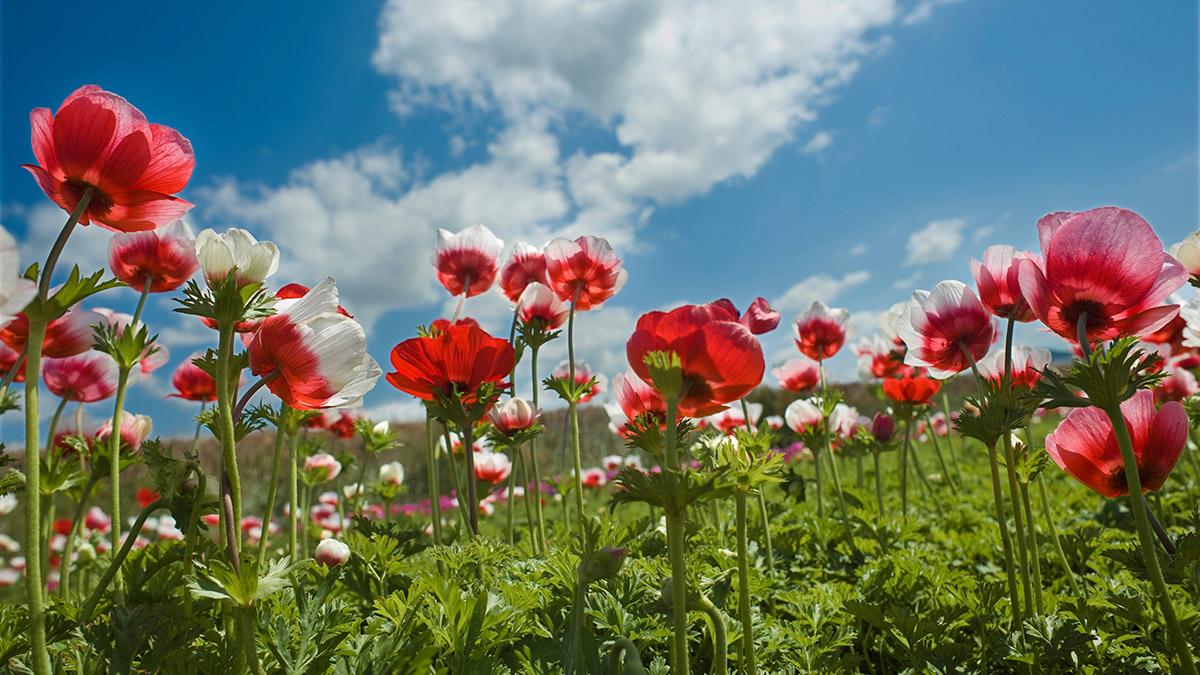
left=2, top=0, right=1197, bottom=437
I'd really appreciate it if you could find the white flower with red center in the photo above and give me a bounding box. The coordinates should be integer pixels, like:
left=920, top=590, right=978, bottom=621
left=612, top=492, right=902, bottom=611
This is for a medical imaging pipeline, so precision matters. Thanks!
left=434, top=224, right=504, bottom=297
left=829, top=403, right=862, bottom=439
left=490, top=397, right=539, bottom=434
left=473, top=450, right=512, bottom=484
left=784, top=398, right=823, bottom=435
left=498, top=242, right=548, bottom=303
left=708, top=403, right=762, bottom=435
left=246, top=277, right=381, bottom=410
left=195, top=228, right=280, bottom=290
left=379, top=461, right=405, bottom=486
left=543, top=235, right=627, bottom=310
left=977, top=345, right=1051, bottom=390
left=602, top=455, right=624, bottom=472
left=314, top=538, right=350, bottom=567
left=896, top=280, right=996, bottom=379
left=304, top=453, right=342, bottom=483
left=971, top=245, right=1039, bottom=322
left=43, top=351, right=119, bottom=403
left=0, top=226, right=35, bottom=331
left=581, top=467, right=607, bottom=488
left=771, top=357, right=820, bottom=393
left=107, top=220, right=198, bottom=293
left=553, top=360, right=606, bottom=403
left=623, top=454, right=644, bottom=471
left=96, top=411, right=152, bottom=452
left=517, top=281, right=569, bottom=329
left=793, top=301, right=849, bottom=361
left=84, top=506, right=111, bottom=534
left=765, top=415, right=784, bottom=431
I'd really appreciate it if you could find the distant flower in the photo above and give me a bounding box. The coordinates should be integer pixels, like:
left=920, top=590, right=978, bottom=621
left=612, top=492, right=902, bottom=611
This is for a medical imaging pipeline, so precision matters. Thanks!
left=977, top=345, right=1051, bottom=390
left=793, top=301, right=849, bottom=361
left=581, top=467, right=607, bottom=488
left=544, top=236, right=627, bottom=310
left=246, top=278, right=381, bottom=409
left=473, top=450, right=511, bottom=484
left=896, top=280, right=995, bottom=378
left=517, top=281, right=569, bottom=329
left=434, top=224, right=504, bottom=297
left=1018, top=207, right=1185, bottom=343
left=97, top=412, right=152, bottom=452
left=43, top=351, right=118, bottom=402
left=194, top=228, right=280, bottom=290
left=498, top=242, right=548, bottom=303
left=1045, top=390, right=1185, bottom=497
left=772, top=357, right=820, bottom=394
left=1, top=306, right=103, bottom=358
left=135, top=487, right=160, bottom=509
left=304, top=453, right=342, bottom=483
left=379, top=461, right=405, bottom=486
left=314, top=538, right=351, bottom=567
left=784, top=398, right=823, bottom=435
left=971, top=245, right=1038, bottom=322
left=168, top=352, right=217, bottom=402
left=708, top=403, right=762, bottom=435
left=553, top=361, right=607, bottom=403
left=22, top=85, right=194, bottom=232
left=107, top=220, right=198, bottom=292
left=1168, top=231, right=1200, bottom=277
left=328, top=411, right=359, bottom=439
left=387, top=321, right=513, bottom=406
left=84, top=506, right=111, bottom=534
left=602, top=455, right=624, bottom=472
left=855, top=336, right=904, bottom=381
left=0, top=226, right=36, bottom=331
left=882, top=371, right=942, bottom=405
left=490, top=397, right=539, bottom=434
left=870, top=413, right=896, bottom=444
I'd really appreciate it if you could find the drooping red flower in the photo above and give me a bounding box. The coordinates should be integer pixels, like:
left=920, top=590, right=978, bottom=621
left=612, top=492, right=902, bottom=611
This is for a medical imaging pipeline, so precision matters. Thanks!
left=387, top=321, right=514, bottom=406
left=434, top=224, right=504, bottom=298
left=626, top=302, right=765, bottom=417
left=498, top=243, right=548, bottom=304
left=971, top=245, right=1039, bottom=322
left=771, top=357, right=820, bottom=393
left=544, top=236, right=627, bottom=310
left=43, top=351, right=119, bottom=403
left=22, top=85, right=194, bottom=233
left=1045, top=390, right=1186, bottom=498
left=107, top=220, right=198, bottom=292
left=1018, top=207, right=1186, bottom=344
left=1, top=306, right=103, bottom=358
left=136, top=487, right=160, bottom=509
left=882, top=372, right=942, bottom=405
left=895, top=280, right=996, bottom=378
left=737, top=297, right=781, bottom=335
left=793, top=301, right=849, bottom=361
left=167, top=352, right=217, bottom=402
left=612, top=369, right=667, bottom=420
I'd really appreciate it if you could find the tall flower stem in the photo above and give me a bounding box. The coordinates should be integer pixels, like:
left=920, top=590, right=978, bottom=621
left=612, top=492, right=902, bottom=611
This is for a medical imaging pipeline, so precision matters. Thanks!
left=734, top=490, right=757, bottom=674
left=505, top=446, right=522, bottom=544
left=106, top=367, right=132, bottom=602
left=663, top=395, right=690, bottom=674
left=521, top=447, right=538, bottom=552
left=739, top=398, right=775, bottom=582
left=257, top=423, right=287, bottom=565
left=813, top=444, right=825, bottom=518
left=872, top=450, right=884, bottom=516
left=818, top=360, right=850, bottom=524
left=1018, top=478, right=1045, bottom=615
left=1104, top=405, right=1197, bottom=675
left=696, top=592, right=729, bottom=675
left=924, top=415, right=958, bottom=493
left=1036, top=472, right=1081, bottom=595
left=566, top=293, right=586, bottom=543
left=58, top=472, right=101, bottom=597
left=22, top=192, right=93, bottom=674
left=182, top=468, right=206, bottom=619
left=287, top=426, right=300, bottom=560
left=130, top=279, right=152, bottom=327
left=941, top=391, right=963, bottom=475
left=529, top=343, right=546, bottom=551
left=899, top=421, right=912, bottom=517
left=215, top=321, right=242, bottom=561
left=425, top=414, right=443, bottom=547
left=442, top=426, right=474, bottom=532
left=986, top=441, right=1022, bottom=622
left=81, top=498, right=163, bottom=622
left=1000, top=316, right=1033, bottom=619
left=462, top=423, right=480, bottom=536
left=191, top=402, right=207, bottom=455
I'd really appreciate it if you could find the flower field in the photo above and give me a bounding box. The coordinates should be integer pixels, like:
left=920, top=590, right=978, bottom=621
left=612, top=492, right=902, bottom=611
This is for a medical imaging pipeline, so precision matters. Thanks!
left=1, top=84, right=1199, bottom=675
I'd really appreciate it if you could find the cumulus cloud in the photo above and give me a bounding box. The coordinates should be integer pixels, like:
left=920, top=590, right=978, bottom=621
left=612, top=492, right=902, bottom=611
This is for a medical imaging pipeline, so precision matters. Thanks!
left=774, top=270, right=870, bottom=316
left=803, top=131, right=835, bottom=154
left=903, top=217, right=965, bottom=267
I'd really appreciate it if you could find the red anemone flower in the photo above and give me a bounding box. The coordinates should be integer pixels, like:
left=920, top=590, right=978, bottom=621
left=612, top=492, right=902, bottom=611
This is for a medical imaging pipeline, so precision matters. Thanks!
left=0, top=343, right=25, bottom=383
left=1, top=306, right=103, bottom=358
left=1045, top=390, right=1186, bottom=498
left=22, top=85, right=194, bottom=232
left=136, top=487, right=160, bottom=509
left=896, top=280, right=996, bottom=378
left=793, top=301, right=849, bottom=361
left=882, top=372, right=942, bottom=405
left=107, top=220, right=198, bottom=292
left=971, top=245, right=1039, bottom=322
left=43, top=351, right=119, bottom=403
left=168, top=352, right=217, bottom=402
left=626, top=302, right=764, bottom=417
left=977, top=346, right=1051, bottom=390
left=613, top=369, right=667, bottom=420
left=771, top=357, right=820, bottom=393
left=387, top=321, right=514, bottom=406
left=517, top=282, right=569, bottom=329
left=498, top=243, right=548, bottom=304
left=544, top=236, right=627, bottom=310
left=1018, top=207, right=1186, bottom=344
left=434, top=224, right=504, bottom=298
left=329, top=411, right=358, bottom=439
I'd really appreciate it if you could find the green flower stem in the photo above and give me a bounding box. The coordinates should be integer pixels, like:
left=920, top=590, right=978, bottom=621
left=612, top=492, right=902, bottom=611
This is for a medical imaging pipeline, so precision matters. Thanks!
left=924, top=415, right=957, bottom=493
left=899, top=421, right=912, bottom=517
left=734, top=491, right=757, bottom=674
left=37, top=397, right=69, bottom=590
left=442, top=425, right=474, bottom=533
left=872, top=450, right=884, bottom=516
left=257, top=423, right=287, bottom=565
left=567, top=292, right=586, bottom=543
left=462, top=423, right=480, bottom=537
left=287, top=426, right=300, bottom=560
left=818, top=360, right=849, bottom=524
left=505, top=445, right=521, bottom=545
left=521, top=447, right=538, bottom=552
left=81, top=498, right=164, bottom=622
left=695, top=592, right=729, bottom=675
left=1104, top=405, right=1197, bottom=675
left=191, top=402, right=207, bottom=455
left=569, top=575, right=588, bottom=675
left=941, top=391, right=964, bottom=477
left=528, top=344, right=546, bottom=552
left=425, top=414, right=443, bottom=547
left=1002, top=432, right=1033, bottom=619
left=215, top=321, right=243, bottom=561
left=106, top=366, right=132, bottom=603
left=58, top=472, right=101, bottom=597
left=739, top=398, right=775, bottom=581
left=663, top=395, right=690, bottom=675
left=1018, top=478, right=1045, bottom=615
left=130, top=279, right=152, bottom=327
left=237, top=605, right=263, bottom=675
left=182, top=468, right=206, bottom=620
left=813, top=444, right=825, bottom=518
left=986, top=441, right=1022, bottom=622
left=1143, top=494, right=1176, bottom=554
left=1036, top=472, right=1081, bottom=596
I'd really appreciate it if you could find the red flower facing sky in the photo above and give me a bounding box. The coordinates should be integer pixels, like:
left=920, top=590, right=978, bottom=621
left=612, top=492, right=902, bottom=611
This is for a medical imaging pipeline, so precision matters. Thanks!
left=714, top=297, right=781, bottom=335
left=855, top=336, right=904, bottom=380
left=544, top=236, right=627, bottom=310
left=107, top=220, right=198, bottom=293
left=793, top=301, right=849, bottom=361
left=434, top=224, right=504, bottom=298
left=517, top=281, right=568, bottom=329
left=882, top=371, right=942, bottom=405
left=896, top=280, right=996, bottom=379
left=23, top=85, right=194, bottom=232
left=626, top=301, right=764, bottom=417
left=43, top=351, right=119, bottom=403
left=1, top=306, right=103, bottom=359
left=168, top=352, right=217, bottom=402
left=387, top=321, right=514, bottom=405
left=971, top=245, right=1038, bottom=322
left=977, top=345, right=1051, bottom=390
left=771, top=357, right=820, bottom=393
left=246, top=278, right=381, bottom=410
left=498, top=242, right=548, bottom=304
left=612, top=369, right=667, bottom=421
left=1045, top=390, right=1186, bottom=498
left=1018, top=207, right=1186, bottom=344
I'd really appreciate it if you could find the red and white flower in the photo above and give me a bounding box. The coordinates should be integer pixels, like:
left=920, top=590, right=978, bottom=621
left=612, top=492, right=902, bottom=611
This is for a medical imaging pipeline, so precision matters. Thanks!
left=793, top=301, right=849, bottom=361
left=895, top=280, right=996, bottom=379
left=553, top=360, right=606, bottom=403
left=544, top=236, right=627, bottom=310
left=107, top=220, right=198, bottom=293
left=517, top=282, right=569, bottom=329
left=379, top=461, right=405, bottom=486
left=498, top=242, right=548, bottom=303
left=707, top=403, right=762, bottom=435
left=473, top=450, right=512, bottom=484
left=977, top=345, right=1051, bottom=390
left=43, top=351, right=119, bottom=403
left=304, top=453, right=342, bottom=483
left=96, top=412, right=152, bottom=452
left=168, top=352, right=217, bottom=402
left=855, top=336, right=904, bottom=381
left=490, top=397, right=539, bottom=434
left=314, top=538, right=350, bottom=567
left=22, top=85, right=194, bottom=232
left=434, top=224, right=504, bottom=298
left=1, top=306, right=102, bottom=358
left=246, top=278, right=381, bottom=410
left=784, top=398, right=823, bottom=435
left=771, top=357, right=820, bottom=394
left=581, top=467, right=607, bottom=488
left=971, top=245, right=1039, bottom=322
left=0, top=226, right=36, bottom=331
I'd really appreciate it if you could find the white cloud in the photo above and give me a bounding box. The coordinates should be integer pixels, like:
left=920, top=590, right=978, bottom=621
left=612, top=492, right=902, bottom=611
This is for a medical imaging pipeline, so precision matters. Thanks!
left=15, top=203, right=112, bottom=284
left=903, top=217, right=965, bottom=267
left=774, top=270, right=870, bottom=316
left=867, top=105, right=889, bottom=127
left=892, top=270, right=922, bottom=289
left=902, top=0, right=963, bottom=25
left=803, top=131, right=834, bottom=154
left=849, top=242, right=868, bottom=256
